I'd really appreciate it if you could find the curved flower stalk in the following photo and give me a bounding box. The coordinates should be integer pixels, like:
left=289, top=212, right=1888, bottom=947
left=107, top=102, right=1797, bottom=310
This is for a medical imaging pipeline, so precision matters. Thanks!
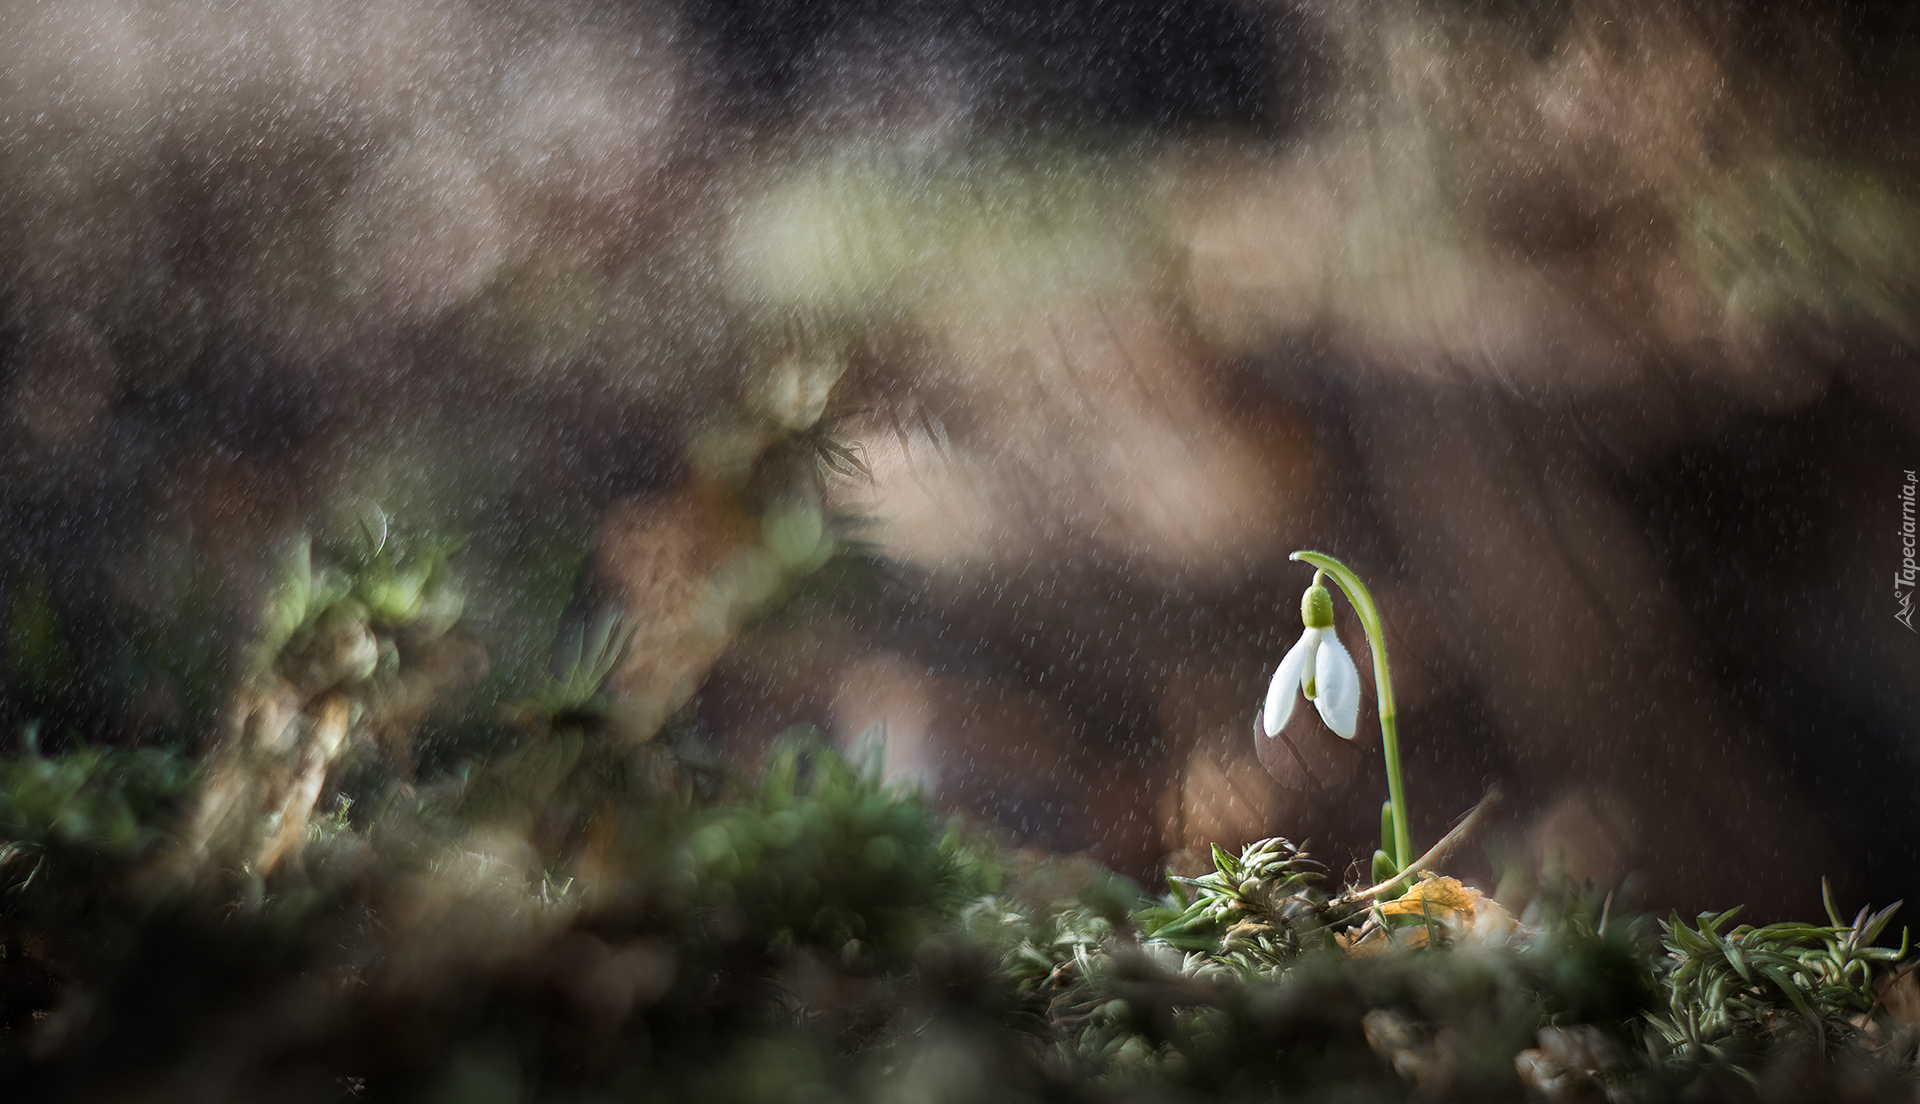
left=1259, top=551, right=1412, bottom=877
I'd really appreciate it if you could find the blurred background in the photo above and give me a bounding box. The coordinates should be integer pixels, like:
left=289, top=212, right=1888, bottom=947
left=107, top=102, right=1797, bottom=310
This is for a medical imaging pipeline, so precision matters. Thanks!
left=1, top=0, right=1917, bottom=917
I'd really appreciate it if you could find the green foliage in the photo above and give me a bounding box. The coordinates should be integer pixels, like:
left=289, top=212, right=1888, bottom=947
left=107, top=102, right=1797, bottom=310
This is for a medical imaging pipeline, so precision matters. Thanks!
left=0, top=513, right=1912, bottom=1102
left=1646, top=884, right=1908, bottom=1067
left=511, top=610, right=635, bottom=737
left=0, top=738, right=198, bottom=859
left=677, top=735, right=983, bottom=968
left=254, top=522, right=466, bottom=687
left=1135, top=837, right=1339, bottom=964
left=0, top=719, right=1909, bottom=1102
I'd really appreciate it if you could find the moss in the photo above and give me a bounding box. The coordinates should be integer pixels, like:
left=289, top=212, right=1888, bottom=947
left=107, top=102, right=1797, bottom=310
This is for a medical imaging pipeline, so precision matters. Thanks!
left=0, top=516, right=1908, bottom=1102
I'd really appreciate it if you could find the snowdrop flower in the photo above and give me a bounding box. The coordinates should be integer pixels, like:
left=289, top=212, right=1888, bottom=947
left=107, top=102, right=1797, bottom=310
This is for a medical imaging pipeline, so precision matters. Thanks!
left=1262, top=580, right=1361, bottom=740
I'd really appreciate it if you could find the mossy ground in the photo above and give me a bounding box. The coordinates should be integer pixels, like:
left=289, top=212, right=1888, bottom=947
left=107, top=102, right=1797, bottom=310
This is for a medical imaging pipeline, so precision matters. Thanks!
left=0, top=526, right=1911, bottom=1103
left=0, top=728, right=1911, bottom=1103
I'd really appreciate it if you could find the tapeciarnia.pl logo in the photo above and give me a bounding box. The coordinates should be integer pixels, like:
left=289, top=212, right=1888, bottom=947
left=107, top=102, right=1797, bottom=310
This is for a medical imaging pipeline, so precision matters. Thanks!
left=1899, top=469, right=1917, bottom=632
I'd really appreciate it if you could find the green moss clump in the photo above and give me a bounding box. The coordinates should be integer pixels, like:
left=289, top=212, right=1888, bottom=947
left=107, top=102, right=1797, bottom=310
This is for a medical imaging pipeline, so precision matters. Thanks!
left=0, top=731, right=1904, bottom=1103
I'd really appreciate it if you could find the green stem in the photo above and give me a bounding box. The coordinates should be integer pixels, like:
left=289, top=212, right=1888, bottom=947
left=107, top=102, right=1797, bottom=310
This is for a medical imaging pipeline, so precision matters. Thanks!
left=1289, top=550, right=1411, bottom=872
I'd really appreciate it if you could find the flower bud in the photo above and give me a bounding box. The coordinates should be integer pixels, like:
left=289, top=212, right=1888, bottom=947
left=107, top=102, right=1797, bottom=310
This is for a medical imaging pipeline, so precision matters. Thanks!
left=1301, top=584, right=1335, bottom=629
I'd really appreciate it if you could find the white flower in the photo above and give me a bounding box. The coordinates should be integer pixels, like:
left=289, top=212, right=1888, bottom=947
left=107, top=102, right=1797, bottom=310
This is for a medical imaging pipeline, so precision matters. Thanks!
left=1261, top=584, right=1361, bottom=740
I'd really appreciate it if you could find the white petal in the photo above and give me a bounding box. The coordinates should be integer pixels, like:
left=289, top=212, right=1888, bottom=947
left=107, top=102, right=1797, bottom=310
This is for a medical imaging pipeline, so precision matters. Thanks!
left=1262, top=628, right=1320, bottom=737
left=1313, top=633, right=1361, bottom=739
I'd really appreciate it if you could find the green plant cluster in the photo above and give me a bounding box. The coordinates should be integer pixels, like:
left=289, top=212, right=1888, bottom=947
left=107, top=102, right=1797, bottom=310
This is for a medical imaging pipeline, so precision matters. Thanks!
left=986, top=837, right=1915, bottom=1102
left=1649, top=892, right=1910, bottom=1067
left=0, top=516, right=1913, bottom=1102
left=0, top=737, right=199, bottom=860
left=253, top=525, right=466, bottom=692
left=0, top=728, right=1905, bottom=1102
